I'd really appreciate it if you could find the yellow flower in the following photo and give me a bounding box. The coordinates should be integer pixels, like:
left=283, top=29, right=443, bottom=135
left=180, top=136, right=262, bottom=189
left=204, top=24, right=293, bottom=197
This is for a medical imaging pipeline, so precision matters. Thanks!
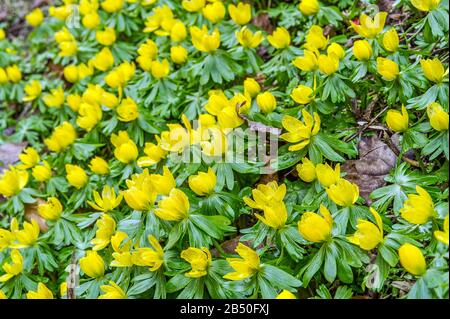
left=426, top=102, right=449, bottom=131
left=55, top=26, right=75, bottom=43
left=116, top=97, right=139, bottom=122
left=26, top=8, right=44, bottom=27
left=353, top=40, right=372, bottom=61
left=32, top=161, right=52, bottom=182
left=280, top=110, right=321, bottom=151
left=132, top=235, right=164, bottom=271
left=17, top=147, right=40, bottom=169
left=123, top=169, right=157, bottom=211
left=59, top=40, right=78, bottom=57
left=91, top=214, right=116, bottom=251
left=299, top=0, right=319, bottom=15
left=80, top=250, right=105, bottom=278
left=23, top=80, right=42, bottom=102
left=151, top=166, right=176, bottom=196
left=0, top=250, right=23, bottom=282
left=182, top=0, right=205, bottom=12
left=398, top=243, right=426, bottom=276
left=243, top=181, right=286, bottom=210
left=386, top=105, right=409, bottom=132
left=105, top=62, right=136, bottom=88
left=434, top=215, right=449, bottom=245
left=0, top=68, right=8, bottom=84
left=276, top=290, right=296, bottom=299
left=228, top=2, right=252, bottom=25
left=267, top=27, right=291, bottom=49
left=400, top=185, right=436, bottom=224
left=101, top=0, right=125, bottom=12
left=98, top=281, right=127, bottom=299
left=223, top=243, right=260, bottom=280
left=382, top=28, right=399, bottom=52
left=111, top=131, right=139, bottom=164
left=92, top=47, right=114, bottom=72
left=326, top=179, right=359, bottom=207
left=377, top=57, right=399, bottom=81
left=88, top=186, right=123, bottom=213
left=0, top=227, right=14, bottom=252
left=155, top=188, right=190, bottom=221
left=293, top=50, right=319, bottom=72
left=150, top=59, right=170, bottom=79
left=202, top=1, right=225, bottom=23
left=65, top=164, right=88, bottom=189
left=296, top=158, right=316, bottom=182
left=138, top=38, right=159, bottom=59
left=110, top=231, right=133, bottom=267
left=235, top=26, right=264, bottom=49
left=291, top=85, right=314, bottom=104
left=10, top=218, right=39, bottom=248
left=0, top=28, right=5, bottom=40
left=171, top=21, right=187, bottom=42
left=78, top=63, right=94, bottom=82
left=411, top=0, right=442, bottom=12
left=77, top=103, right=103, bottom=131
left=101, top=91, right=119, bottom=109
left=96, top=27, right=116, bottom=46
left=256, top=92, right=277, bottom=114
left=256, top=202, right=288, bottom=229
left=181, top=247, right=212, bottom=278
left=420, top=58, right=446, bottom=83
left=43, top=87, right=65, bottom=108
left=190, top=26, right=221, bottom=53
left=38, top=197, right=63, bottom=221
left=64, top=65, right=79, bottom=83
left=243, top=77, right=261, bottom=97
left=44, top=122, right=77, bottom=152
left=0, top=166, right=29, bottom=197
left=316, top=163, right=340, bottom=187
left=348, top=208, right=384, bottom=250
left=305, top=25, right=328, bottom=51
left=49, top=5, right=72, bottom=20
left=327, top=43, right=345, bottom=60
left=26, top=283, right=54, bottom=299
left=89, top=157, right=110, bottom=175
left=171, top=45, right=188, bottom=64
left=137, top=136, right=168, bottom=167
left=0, top=290, right=6, bottom=299
left=188, top=167, right=216, bottom=196
left=351, top=12, right=388, bottom=38
left=318, top=54, right=339, bottom=75
left=82, top=11, right=101, bottom=29
left=298, top=205, right=333, bottom=243
left=6, top=65, right=22, bottom=83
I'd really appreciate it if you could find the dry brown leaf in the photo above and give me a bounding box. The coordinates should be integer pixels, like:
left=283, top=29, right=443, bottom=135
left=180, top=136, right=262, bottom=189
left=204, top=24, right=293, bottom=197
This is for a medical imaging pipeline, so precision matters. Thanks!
left=25, top=199, right=49, bottom=232
left=0, top=142, right=27, bottom=172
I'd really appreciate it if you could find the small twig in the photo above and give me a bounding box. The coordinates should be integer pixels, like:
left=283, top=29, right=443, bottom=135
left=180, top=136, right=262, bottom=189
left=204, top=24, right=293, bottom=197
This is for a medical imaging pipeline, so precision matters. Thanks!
left=382, top=131, right=420, bottom=167
left=345, top=102, right=390, bottom=142
left=67, top=250, right=78, bottom=299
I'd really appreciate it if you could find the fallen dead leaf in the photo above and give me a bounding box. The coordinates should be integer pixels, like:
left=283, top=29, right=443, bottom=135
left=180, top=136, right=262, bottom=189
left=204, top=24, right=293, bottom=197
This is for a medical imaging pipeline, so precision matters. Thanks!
left=0, top=142, right=27, bottom=172
left=25, top=198, right=49, bottom=232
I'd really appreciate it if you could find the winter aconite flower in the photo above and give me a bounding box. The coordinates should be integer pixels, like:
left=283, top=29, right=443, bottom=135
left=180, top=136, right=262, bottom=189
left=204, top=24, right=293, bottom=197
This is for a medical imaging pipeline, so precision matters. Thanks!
left=426, top=102, right=449, bottom=131
left=110, top=231, right=133, bottom=267
left=116, top=97, right=139, bottom=122
left=123, top=170, right=157, bottom=211
left=182, top=0, right=205, bottom=12
left=80, top=250, right=105, bottom=278
left=92, top=47, right=114, bottom=72
left=326, top=179, right=359, bottom=207
left=353, top=40, right=372, bottom=61
left=38, top=197, right=63, bottom=221
left=137, top=137, right=168, bottom=167
left=111, top=131, right=139, bottom=164
left=18, top=147, right=40, bottom=169
left=188, top=167, right=216, bottom=196
left=91, top=214, right=116, bottom=251
left=23, top=80, right=42, bottom=102
left=6, top=65, right=22, bottom=83
left=434, top=215, right=449, bottom=245
left=281, top=110, right=320, bottom=151
left=132, top=235, right=164, bottom=271
left=43, top=87, right=65, bottom=108
left=298, top=205, right=333, bottom=243
left=382, top=28, right=399, bottom=52
left=316, top=163, right=340, bottom=187
left=181, top=247, right=212, bottom=278
left=190, top=26, right=221, bottom=53
left=150, top=60, right=170, bottom=79
left=44, top=122, right=77, bottom=152
left=10, top=218, right=40, bottom=248
left=256, top=203, right=288, bottom=229
left=170, top=46, right=188, bottom=64
left=398, top=243, right=426, bottom=276
left=350, top=12, right=388, bottom=38
left=154, top=189, right=190, bottom=221
left=228, top=2, right=252, bottom=25
left=98, top=281, right=127, bottom=299
left=0, top=250, right=23, bottom=282
left=243, top=181, right=286, bottom=210
left=26, top=8, right=44, bottom=27
left=386, top=105, right=409, bottom=132
left=299, top=0, right=320, bottom=16
left=0, top=167, right=29, bottom=197
left=223, top=243, right=260, bottom=280
left=377, top=57, right=399, bottom=81
left=101, top=0, right=125, bottom=13
left=243, top=77, right=261, bottom=97
left=420, top=58, right=446, bottom=83
left=305, top=25, right=328, bottom=51
left=296, top=158, right=316, bottom=182
left=327, top=43, right=345, bottom=60
left=400, top=186, right=436, bottom=225
left=151, top=166, right=176, bottom=196
left=65, top=164, right=88, bottom=189
left=96, top=27, right=116, bottom=46
left=291, top=85, right=314, bottom=104
left=256, top=92, right=277, bottom=114
left=202, top=1, right=225, bottom=23
left=32, top=161, right=52, bottom=182
left=293, top=50, right=319, bottom=72
left=88, top=186, right=123, bottom=212
left=267, top=27, right=291, bottom=49
left=89, top=157, right=110, bottom=175
left=318, top=53, right=339, bottom=75
left=411, top=0, right=442, bottom=12
left=348, top=208, right=384, bottom=250
left=26, top=283, right=54, bottom=299
left=276, top=290, right=297, bottom=299
left=235, top=27, right=264, bottom=49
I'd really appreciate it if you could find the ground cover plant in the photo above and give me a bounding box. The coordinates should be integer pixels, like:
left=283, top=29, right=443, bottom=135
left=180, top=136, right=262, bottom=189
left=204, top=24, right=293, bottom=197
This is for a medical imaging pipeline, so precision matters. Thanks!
left=0, top=0, right=448, bottom=299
